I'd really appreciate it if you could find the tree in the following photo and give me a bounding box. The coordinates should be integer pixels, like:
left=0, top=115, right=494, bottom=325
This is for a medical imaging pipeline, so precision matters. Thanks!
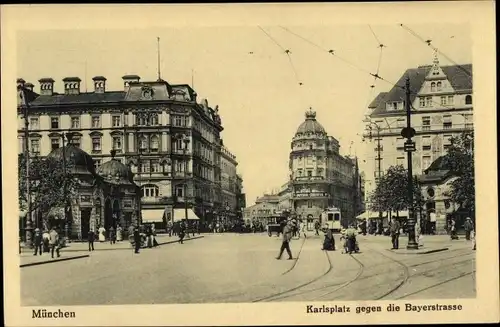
left=369, top=165, right=424, bottom=215
left=18, top=153, right=81, bottom=216
left=443, top=131, right=475, bottom=215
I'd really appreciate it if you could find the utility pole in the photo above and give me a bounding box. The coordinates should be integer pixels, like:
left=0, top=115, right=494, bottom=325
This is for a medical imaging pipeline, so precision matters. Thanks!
left=402, top=76, right=418, bottom=249
left=367, top=122, right=383, bottom=222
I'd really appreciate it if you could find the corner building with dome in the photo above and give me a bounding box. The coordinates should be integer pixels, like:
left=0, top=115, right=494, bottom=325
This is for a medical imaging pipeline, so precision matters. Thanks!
left=289, top=108, right=362, bottom=229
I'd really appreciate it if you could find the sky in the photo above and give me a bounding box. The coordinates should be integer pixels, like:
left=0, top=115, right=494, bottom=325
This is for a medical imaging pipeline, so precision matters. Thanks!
left=17, top=23, right=472, bottom=205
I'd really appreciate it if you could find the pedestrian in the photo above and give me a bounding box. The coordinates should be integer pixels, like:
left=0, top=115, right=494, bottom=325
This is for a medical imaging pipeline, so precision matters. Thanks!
left=33, top=228, right=43, bottom=256
left=276, top=220, right=293, bottom=260
left=116, top=225, right=123, bottom=242
left=42, top=229, right=50, bottom=253
left=471, top=229, right=476, bottom=250
left=390, top=217, right=401, bottom=250
left=88, top=229, right=95, bottom=252
left=322, top=227, right=335, bottom=251
left=109, top=226, right=116, bottom=245
left=151, top=224, right=159, bottom=247
left=314, top=220, right=320, bottom=236
left=133, top=227, right=141, bottom=254
left=168, top=220, right=173, bottom=237
left=179, top=221, right=186, bottom=244
left=415, top=220, right=423, bottom=247
left=450, top=218, right=459, bottom=240
left=49, top=227, right=60, bottom=258
left=192, top=222, right=196, bottom=237
left=98, top=225, right=106, bottom=242
left=464, top=217, right=474, bottom=240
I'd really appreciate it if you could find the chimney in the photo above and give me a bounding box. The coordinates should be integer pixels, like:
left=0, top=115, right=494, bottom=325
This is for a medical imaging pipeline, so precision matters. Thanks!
left=122, top=75, right=140, bottom=92
left=24, top=82, right=34, bottom=92
left=17, top=78, right=26, bottom=88
left=92, top=76, right=107, bottom=93
left=63, top=77, right=82, bottom=95
left=38, top=78, right=55, bottom=96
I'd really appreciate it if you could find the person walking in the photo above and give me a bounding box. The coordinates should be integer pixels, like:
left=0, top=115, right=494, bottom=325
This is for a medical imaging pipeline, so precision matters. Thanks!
left=133, top=227, right=141, bottom=254
left=450, top=218, right=459, bottom=240
left=464, top=217, right=474, bottom=240
left=314, top=220, right=320, bottom=236
left=42, top=229, right=50, bottom=253
left=390, top=217, right=401, bottom=250
left=33, top=228, right=43, bottom=256
left=49, top=227, right=60, bottom=258
left=109, top=226, right=116, bottom=245
left=116, top=225, right=123, bottom=242
left=98, top=225, right=106, bottom=242
left=167, top=220, right=173, bottom=237
left=179, top=221, right=186, bottom=244
left=276, top=221, right=293, bottom=260
left=88, top=229, right=95, bottom=252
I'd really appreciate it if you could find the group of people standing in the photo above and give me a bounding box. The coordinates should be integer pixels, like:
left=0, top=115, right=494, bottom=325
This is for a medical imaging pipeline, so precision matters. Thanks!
left=32, top=227, right=63, bottom=258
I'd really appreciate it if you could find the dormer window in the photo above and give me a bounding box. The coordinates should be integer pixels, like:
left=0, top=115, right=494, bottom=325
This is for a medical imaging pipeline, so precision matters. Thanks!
left=431, top=82, right=436, bottom=92
left=465, top=95, right=472, bottom=105
left=436, top=82, right=442, bottom=91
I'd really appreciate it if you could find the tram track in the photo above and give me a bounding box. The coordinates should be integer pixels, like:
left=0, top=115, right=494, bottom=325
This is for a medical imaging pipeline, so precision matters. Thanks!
left=282, top=237, right=306, bottom=276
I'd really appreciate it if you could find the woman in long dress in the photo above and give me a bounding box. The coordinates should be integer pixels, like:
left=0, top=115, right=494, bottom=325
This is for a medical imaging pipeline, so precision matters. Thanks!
left=116, top=225, right=123, bottom=242
left=98, top=225, right=106, bottom=242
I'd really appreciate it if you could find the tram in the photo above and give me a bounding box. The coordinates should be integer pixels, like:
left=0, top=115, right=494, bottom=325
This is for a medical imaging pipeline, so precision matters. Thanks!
left=320, top=207, right=342, bottom=233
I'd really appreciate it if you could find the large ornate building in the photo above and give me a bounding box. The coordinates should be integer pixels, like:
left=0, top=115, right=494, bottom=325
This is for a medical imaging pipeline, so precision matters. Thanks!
left=289, top=108, right=362, bottom=229
left=17, top=75, right=243, bottom=228
left=362, top=54, right=473, bottom=232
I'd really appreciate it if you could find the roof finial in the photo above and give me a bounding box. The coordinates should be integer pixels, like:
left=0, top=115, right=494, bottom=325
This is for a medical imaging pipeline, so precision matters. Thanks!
left=433, top=48, right=439, bottom=66
left=157, top=37, right=161, bottom=81
left=110, top=149, right=116, bottom=160
left=305, top=107, right=316, bottom=120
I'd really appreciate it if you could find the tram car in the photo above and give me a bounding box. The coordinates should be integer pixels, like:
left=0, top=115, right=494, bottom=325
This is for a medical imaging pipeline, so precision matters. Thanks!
left=267, top=215, right=288, bottom=237
left=320, top=207, right=342, bottom=233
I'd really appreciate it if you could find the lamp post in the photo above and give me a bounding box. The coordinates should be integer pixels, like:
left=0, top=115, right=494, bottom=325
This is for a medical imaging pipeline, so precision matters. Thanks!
left=401, top=76, right=418, bottom=250
left=19, top=87, right=33, bottom=248
left=365, top=121, right=383, bottom=223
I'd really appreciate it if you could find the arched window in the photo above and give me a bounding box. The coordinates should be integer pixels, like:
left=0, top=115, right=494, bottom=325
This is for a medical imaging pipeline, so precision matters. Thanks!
left=436, top=82, right=442, bottom=91
left=150, top=113, right=159, bottom=126
left=431, top=82, right=436, bottom=92
left=150, top=135, right=159, bottom=152
left=141, top=184, right=159, bottom=198
left=139, top=135, right=148, bottom=151
left=465, top=95, right=472, bottom=105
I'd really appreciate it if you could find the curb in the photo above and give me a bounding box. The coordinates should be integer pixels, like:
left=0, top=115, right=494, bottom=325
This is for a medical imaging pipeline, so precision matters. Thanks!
left=20, top=254, right=90, bottom=268
left=385, top=247, right=449, bottom=255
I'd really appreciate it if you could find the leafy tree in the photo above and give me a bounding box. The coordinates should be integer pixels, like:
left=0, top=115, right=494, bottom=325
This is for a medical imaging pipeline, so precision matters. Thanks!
left=443, top=131, right=475, bottom=215
left=18, top=153, right=81, bottom=216
left=369, top=165, right=424, bottom=215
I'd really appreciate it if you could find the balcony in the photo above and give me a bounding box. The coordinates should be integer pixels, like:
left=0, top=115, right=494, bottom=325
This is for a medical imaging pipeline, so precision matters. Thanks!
left=292, top=191, right=329, bottom=199
left=293, top=176, right=327, bottom=184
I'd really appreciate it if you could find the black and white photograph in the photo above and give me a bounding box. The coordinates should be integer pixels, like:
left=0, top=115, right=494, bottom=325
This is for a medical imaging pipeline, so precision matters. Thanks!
left=2, top=2, right=498, bottom=326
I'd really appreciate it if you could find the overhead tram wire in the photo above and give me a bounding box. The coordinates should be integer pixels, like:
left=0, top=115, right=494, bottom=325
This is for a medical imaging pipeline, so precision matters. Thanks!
left=279, top=26, right=461, bottom=112
left=257, top=26, right=303, bottom=86
left=399, top=24, right=472, bottom=78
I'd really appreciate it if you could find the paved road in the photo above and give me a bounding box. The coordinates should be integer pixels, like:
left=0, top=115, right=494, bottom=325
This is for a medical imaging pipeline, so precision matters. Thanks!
left=20, top=233, right=475, bottom=305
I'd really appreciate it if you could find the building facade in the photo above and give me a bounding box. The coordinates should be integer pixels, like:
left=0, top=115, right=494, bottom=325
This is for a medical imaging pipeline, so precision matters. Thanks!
left=219, top=141, right=240, bottom=222
left=288, top=108, right=360, bottom=230
left=243, top=194, right=279, bottom=225
left=17, top=75, right=242, bottom=228
left=362, top=55, right=473, bottom=232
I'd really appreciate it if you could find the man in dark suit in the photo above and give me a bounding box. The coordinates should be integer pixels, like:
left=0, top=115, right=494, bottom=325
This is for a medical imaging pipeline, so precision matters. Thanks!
left=390, top=217, right=401, bottom=249
left=276, top=221, right=293, bottom=260
left=133, top=227, right=141, bottom=254
left=88, top=229, right=95, bottom=252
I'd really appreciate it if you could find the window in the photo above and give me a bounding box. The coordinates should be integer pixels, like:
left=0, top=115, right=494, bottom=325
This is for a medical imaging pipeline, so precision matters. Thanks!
left=142, top=184, right=159, bottom=198
left=151, top=159, right=160, bottom=173
left=50, top=117, right=59, bottom=129
left=93, top=159, right=102, bottom=170
left=464, top=114, right=473, bottom=129
left=30, top=139, right=40, bottom=154
left=426, top=97, right=432, bottom=107
left=443, top=134, right=452, bottom=150
left=29, top=117, right=39, bottom=129
left=447, top=95, right=454, bottom=105
left=431, top=82, right=436, bottom=92
left=174, top=116, right=183, bottom=127
left=396, top=156, right=405, bottom=167
left=150, top=135, right=159, bottom=152
left=112, top=136, right=122, bottom=152
left=396, top=137, right=404, bottom=150
left=465, top=95, right=472, bottom=105
left=138, top=135, right=148, bottom=151
left=91, top=116, right=101, bottom=128
left=112, top=115, right=121, bottom=127
left=51, top=138, right=60, bottom=150
left=422, top=156, right=432, bottom=170
left=422, top=116, right=431, bottom=131
left=422, top=136, right=431, bottom=151
left=419, top=97, right=426, bottom=107
left=440, top=96, right=447, bottom=106
left=71, top=116, right=80, bottom=129
left=140, top=160, right=150, bottom=173
left=308, top=201, right=312, bottom=208
left=437, top=82, right=442, bottom=91
left=92, top=137, right=101, bottom=153
left=443, top=121, right=452, bottom=129
left=176, top=186, right=184, bottom=197
left=307, top=170, right=312, bottom=177
left=151, top=113, right=159, bottom=126
left=392, top=102, right=398, bottom=110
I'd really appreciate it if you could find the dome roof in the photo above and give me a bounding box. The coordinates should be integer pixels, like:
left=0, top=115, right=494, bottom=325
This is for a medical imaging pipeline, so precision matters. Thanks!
left=47, top=144, right=96, bottom=174
left=96, top=151, right=134, bottom=184
left=295, top=108, right=326, bottom=135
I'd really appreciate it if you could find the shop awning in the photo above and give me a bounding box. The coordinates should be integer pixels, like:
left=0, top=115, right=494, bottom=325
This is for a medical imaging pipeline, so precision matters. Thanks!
left=141, top=209, right=166, bottom=223
left=173, top=209, right=200, bottom=221
left=356, top=211, right=382, bottom=219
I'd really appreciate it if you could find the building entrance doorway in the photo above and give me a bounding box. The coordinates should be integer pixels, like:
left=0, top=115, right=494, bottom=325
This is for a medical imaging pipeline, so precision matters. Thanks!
left=104, top=199, right=113, bottom=230
left=80, top=208, right=91, bottom=240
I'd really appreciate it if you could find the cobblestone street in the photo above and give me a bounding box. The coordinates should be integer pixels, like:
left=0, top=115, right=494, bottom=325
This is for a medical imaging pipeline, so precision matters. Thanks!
left=21, top=233, right=476, bottom=305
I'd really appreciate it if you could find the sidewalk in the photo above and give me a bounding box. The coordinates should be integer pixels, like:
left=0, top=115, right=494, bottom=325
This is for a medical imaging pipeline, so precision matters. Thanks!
left=20, top=234, right=204, bottom=254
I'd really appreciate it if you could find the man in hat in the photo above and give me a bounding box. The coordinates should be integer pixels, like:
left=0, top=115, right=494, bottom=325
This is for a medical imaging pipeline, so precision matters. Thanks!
left=276, top=220, right=293, bottom=260
left=390, top=217, right=401, bottom=250
left=464, top=217, right=474, bottom=241
left=48, top=227, right=60, bottom=258
left=133, top=227, right=141, bottom=254
left=33, top=228, right=43, bottom=256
